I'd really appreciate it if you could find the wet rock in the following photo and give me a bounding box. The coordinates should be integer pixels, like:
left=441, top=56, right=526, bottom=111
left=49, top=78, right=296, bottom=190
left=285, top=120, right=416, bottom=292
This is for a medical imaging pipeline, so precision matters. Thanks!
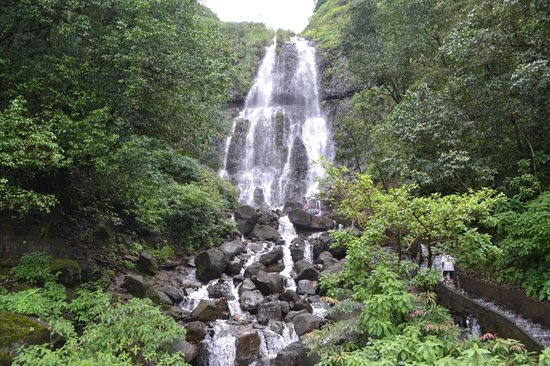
left=266, top=262, right=285, bottom=273
left=226, top=118, right=251, bottom=176
left=163, top=306, right=189, bottom=321
left=288, top=209, right=334, bottom=231
left=244, top=262, right=267, bottom=278
left=317, top=251, right=333, bottom=262
left=137, top=252, right=158, bottom=275
left=190, top=300, right=219, bottom=322
left=195, top=248, right=227, bottom=281
left=293, top=313, right=322, bottom=336
left=272, top=341, right=320, bottom=366
left=280, top=301, right=291, bottom=314
left=253, top=187, right=266, bottom=208
left=257, top=209, right=280, bottom=229
left=219, top=240, right=244, bottom=260
left=215, top=297, right=231, bottom=320
left=239, top=279, right=256, bottom=295
left=284, top=309, right=309, bottom=322
left=294, top=259, right=319, bottom=281
left=0, top=312, right=50, bottom=365
left=257, top=301, right=283, bottom=324
left=207, top=280, right=235, bottom=300
left=240, top=290, right=265, bottom=311
left=283, top=201, right=303, bottom=215
left=290, top=238, right=305, bottom=262
left=311, top=233, right=346, bottom=259
left=284, top=137, right=309, bottom=202
left=185, top=321, right=207, bottom=343
left=253, top=270, right=284, bottom=296
left=260, top=246, right=284, bottom=266
left=328, top=301, right=363, bottom=322
left=226, top=259, right=243, bottom=276
left=49, top=259, right=82, bottom=288
left=160, top=286, right=183, bottom=303
left=249, top=225, right=281, bottom=242
left=297, top=280, right=319, bottom=295
left=234, top=205, right=259, bottom=236
left=235, top=331, right=261, bottom=366
left=169, top=338, right=198, bottom=363
left=145, top=287, right=173, bottom=305
left=293, top=298, right=313, bottom=313
left=321, top=258, right=343, bottom=274
left=281, top=289, right=300, bottom=303
left=121, top=274, right=151, bottom=298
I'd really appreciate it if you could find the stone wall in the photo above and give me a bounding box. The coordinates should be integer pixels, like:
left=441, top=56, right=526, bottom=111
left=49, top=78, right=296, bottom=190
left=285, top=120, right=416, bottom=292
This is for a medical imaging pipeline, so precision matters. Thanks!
left=435, top=283, right=544, bottom=352
left=458, top=272, right=550, bottom=329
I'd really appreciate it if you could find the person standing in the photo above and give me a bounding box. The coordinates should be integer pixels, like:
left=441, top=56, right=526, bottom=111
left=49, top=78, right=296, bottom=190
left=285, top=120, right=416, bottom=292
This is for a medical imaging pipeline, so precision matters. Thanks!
left=441, top=255, right=456, bottom=284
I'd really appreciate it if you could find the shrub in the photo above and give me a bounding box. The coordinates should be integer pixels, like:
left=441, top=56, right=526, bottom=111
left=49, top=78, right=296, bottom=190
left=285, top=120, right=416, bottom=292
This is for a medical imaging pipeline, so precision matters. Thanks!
left=10, top=252, right=55, bottom=286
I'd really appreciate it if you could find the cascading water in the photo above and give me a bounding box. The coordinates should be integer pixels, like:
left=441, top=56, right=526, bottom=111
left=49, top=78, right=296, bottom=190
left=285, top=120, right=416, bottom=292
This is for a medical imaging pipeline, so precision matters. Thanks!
left=223, top=37, right=333, bottom=206
left=184, top=37, right=333, bottom=366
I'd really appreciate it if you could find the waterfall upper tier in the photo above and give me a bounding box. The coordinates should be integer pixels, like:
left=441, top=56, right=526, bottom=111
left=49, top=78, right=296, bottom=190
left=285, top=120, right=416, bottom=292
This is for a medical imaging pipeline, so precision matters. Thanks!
left=223, top=37, right=333, bottom=207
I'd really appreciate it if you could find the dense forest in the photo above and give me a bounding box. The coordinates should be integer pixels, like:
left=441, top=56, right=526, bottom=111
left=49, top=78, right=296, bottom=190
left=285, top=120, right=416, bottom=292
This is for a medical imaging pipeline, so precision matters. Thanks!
left=0, top=0, right=549, bottom=365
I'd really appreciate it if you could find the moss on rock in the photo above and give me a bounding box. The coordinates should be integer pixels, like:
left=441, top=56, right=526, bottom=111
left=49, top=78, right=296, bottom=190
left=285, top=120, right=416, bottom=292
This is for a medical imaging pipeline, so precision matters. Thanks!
left=0, top=312, right=49, bottom=365
left=49, top=259, right=81, bottom=288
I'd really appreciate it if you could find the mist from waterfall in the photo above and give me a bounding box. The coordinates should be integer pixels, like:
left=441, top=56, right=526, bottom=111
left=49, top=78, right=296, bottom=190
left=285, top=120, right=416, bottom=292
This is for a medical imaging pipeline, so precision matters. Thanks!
left=222, top=37, right=333, bottom=207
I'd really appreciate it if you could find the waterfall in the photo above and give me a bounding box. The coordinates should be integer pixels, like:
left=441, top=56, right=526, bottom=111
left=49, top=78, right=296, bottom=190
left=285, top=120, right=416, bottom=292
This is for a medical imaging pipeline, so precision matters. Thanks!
left=223, top=37, right=333, bottom=206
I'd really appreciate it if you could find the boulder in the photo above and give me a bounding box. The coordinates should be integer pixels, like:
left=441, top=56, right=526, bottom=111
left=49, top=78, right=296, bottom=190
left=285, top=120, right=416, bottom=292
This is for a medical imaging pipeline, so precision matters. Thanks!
left=235, top=331, right=261, bottom=366
left=244, top=262, right=267, bottom=278
left=145, top=287, right=173, bottom=305
left=284, top=309, right=309, bottom=322
left=288, top=209, right=334, bottom=231
left=253, top=187, right=266, bottom=208
left=215, top=297, right=231, bottom=320
left=293, top=298, right=313, bottom=313
left=283, top=201, right=303, bottom=215
left=185, top=321, right=207, bottom=343
left=160, top=286, right=183, bottom=303
left=321, top=258, right=344, bottom=274
left=292, top=313, right=323, bottom=336
left=297, top=280, right=319, bottom=295
left=234, top=205, right=259, bottom=236
left=169, top=338, right=198, bottom=363
left=294, top=259, right=319, bottom=281
left=290, top=238, right=305, bottom=262
left=163, top=306, right=189, bottom=321
left=207, top=280, right=235, bottom=301
left=226, top=259, right=243, bottom=276
left=257, top=209, right=279, bottom=229
left=249, top=225, right=281, bottom=242
left=121, top=274, right=151, bottom=298
left=272, top=341, right=320, bottom=366
left=137, top=252, right=158, bottom=275
left=219, top=240, right=244, bottom=260
left=280, top=289, right=300, bottom=303
left=0, top=312, right=50, bottom=365
left=317, top=251, right=333, bottom=263
left=240, top=290, right=265, bottom=311
left=260, top=246, right=283, bottom=266
left=195, top=248, right=227, bottom=281
left=266, top=263, right=285, bottom=273
left=257, top=301, right=283, bottom=325
left=253, top=271, right=284, bottom=296
left=238, top=279, right=256, bottom=295
left=190, top=300, right=219, bottom=322
left=49, top=259, right=81, bottom=287
left=311, top=233, right=346, bottom=259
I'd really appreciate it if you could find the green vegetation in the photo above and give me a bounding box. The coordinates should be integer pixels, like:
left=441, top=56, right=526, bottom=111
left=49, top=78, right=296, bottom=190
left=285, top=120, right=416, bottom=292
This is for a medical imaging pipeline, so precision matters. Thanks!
left=10, top=252, right=55, bottom=286
left=0, top=0, right=236, bottom=251
left=0, top=281, right=186, bottom=365
left=307, top=169, right=548, bottom=365
left=307, top=0, right=550, bottom=300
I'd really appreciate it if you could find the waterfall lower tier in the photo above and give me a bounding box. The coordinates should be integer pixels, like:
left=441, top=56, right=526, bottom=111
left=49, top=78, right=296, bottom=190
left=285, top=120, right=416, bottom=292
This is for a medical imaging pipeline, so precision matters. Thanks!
left=222, top=37, right=333, bottom=207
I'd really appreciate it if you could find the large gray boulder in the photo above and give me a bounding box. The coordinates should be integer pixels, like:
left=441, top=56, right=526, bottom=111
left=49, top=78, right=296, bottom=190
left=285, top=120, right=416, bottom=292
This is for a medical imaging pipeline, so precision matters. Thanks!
left=238, top=278, right=256, bottom=295
left=253, top=270, right=284, bottom=296
left=207, top=279, right=235, bottom=300
left=257, top=209, right=279, bottom=229
left=294, top=259, right=319, bottom=281
left=290, top=238, right=305, bottom=262
left=260, top=246, right=283, bottom=266
left=272, top=341, right=320, bottom=366
left=293, top=313, right=323, bottom=336
left=190, top=300, right=219, bottom=322
left=169, top=338, right=198, bottom=363
left=219, top=240, right=244, bottom=260
left=297, top=280, right=319, bottom=295
left=244, top=262, right=267, bottom=278
left=235, top=331, right=261, bottom=366
left=121, top=274, right=152, bottom=298
left=160, top=286, right=183, bottom=303
left=249, top=225, right=281, bottom=242
left=240, top=290, right=265, bottom=311
left=257, top=301, right=283, bottom=324
left=234, top=205, right=259, bottom=236
left=288, top=209, right=334, bottom=231
left=195, top=248, right=227, bottom=281
left=185, top=321, right=207, bottom=343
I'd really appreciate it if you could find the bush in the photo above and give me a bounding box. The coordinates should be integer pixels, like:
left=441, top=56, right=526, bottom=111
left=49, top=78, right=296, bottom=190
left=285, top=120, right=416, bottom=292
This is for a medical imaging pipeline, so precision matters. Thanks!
left=10, top=252, right=55, bottom=286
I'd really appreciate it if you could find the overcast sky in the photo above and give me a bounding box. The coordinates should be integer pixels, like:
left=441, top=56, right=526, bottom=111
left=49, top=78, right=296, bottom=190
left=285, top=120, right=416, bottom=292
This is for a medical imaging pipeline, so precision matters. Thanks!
left=201, top=0, right=314, bottom=33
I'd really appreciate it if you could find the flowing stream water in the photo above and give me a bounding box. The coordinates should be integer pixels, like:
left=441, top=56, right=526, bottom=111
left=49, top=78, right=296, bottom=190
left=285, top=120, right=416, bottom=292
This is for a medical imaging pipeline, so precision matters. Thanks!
left=181, top=37, right=333, bottom=365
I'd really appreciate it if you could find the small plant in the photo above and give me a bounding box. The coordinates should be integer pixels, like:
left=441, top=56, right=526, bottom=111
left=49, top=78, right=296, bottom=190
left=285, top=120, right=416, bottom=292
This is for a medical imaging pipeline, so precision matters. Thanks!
left=10, top=252, right=55, bottom=285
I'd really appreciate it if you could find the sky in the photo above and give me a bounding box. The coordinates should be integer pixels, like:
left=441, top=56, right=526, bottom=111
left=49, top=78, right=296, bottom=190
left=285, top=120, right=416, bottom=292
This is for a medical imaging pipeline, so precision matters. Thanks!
left=200, top=0, right=314, bottom=33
